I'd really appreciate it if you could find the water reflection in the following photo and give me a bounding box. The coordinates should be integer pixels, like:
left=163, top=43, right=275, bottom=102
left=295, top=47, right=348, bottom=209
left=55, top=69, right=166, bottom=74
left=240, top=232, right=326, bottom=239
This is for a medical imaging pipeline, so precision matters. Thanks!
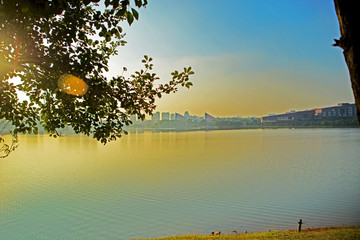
left=1, top=129, right=360, bottom=239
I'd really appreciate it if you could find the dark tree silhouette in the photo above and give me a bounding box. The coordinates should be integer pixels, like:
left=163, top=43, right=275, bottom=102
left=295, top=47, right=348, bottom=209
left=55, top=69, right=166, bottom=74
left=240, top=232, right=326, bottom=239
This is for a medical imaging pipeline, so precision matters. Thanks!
left=333, top=0, right=360, bottom=123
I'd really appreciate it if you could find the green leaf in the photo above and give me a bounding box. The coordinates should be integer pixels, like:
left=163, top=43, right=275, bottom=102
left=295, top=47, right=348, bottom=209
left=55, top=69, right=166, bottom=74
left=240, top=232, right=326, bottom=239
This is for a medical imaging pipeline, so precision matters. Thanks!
left=131, top=8, right=139, bottom=20
left=111, top=28, right=117, bottom=35
left=116, top=8, right=126, bottom=17
left=113, top=0, right=119, bottom=8
left=127, top=11, right=134, bottom=25
left=99, top=27, right=107, bottom=37
left=105, top=33, right=111, bottom=42
left=134, top=0, right=142, bottom=7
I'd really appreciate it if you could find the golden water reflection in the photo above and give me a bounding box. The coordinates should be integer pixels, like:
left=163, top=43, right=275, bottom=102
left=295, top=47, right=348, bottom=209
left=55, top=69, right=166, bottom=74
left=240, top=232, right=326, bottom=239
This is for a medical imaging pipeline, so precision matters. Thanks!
left=1, top=129, right=360, bottom=239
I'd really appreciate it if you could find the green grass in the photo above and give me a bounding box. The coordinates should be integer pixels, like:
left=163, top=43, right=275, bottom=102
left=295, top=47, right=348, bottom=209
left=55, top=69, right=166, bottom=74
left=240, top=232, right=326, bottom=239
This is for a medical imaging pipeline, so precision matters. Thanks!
left=136, top=226, right=360, bottom=240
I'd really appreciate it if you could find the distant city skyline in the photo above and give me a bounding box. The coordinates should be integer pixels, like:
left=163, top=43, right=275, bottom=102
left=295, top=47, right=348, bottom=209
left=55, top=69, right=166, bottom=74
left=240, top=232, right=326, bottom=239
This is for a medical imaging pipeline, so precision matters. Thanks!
left=143, top=102, right=356, bottom=121
left=106, top=0, right=354, bottom=118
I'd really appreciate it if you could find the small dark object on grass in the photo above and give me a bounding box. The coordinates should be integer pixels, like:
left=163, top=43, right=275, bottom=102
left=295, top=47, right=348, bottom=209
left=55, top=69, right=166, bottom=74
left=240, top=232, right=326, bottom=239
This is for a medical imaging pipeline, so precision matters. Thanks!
left=244, top=230, right=248, bottom=233
left=232, top=230, right=237, bottom=234
left=215, top=230, right=221, bottom=235
left=210, top=232, right=214, bottom=236
left=298, top=219, right=303, bottom=232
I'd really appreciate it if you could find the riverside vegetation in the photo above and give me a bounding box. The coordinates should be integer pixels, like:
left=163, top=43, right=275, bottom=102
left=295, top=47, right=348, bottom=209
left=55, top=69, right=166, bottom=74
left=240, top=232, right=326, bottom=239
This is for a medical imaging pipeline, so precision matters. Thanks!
left=126, top=117, right=359, bottom=132
left=138, top=226, right=360, bottom=240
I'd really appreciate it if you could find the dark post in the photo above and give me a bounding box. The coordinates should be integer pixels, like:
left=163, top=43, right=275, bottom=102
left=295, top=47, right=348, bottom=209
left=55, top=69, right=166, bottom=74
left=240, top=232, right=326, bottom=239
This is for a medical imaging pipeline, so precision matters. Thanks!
left=297, top=219, right=303, bottom=232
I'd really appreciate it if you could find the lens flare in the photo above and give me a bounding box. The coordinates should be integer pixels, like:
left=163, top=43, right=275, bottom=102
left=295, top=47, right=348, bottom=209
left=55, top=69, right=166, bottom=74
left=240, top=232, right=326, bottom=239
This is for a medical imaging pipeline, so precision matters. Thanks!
left=58, top=74, right=88, bottom=96
left=12, top=37, right=19, bottom=71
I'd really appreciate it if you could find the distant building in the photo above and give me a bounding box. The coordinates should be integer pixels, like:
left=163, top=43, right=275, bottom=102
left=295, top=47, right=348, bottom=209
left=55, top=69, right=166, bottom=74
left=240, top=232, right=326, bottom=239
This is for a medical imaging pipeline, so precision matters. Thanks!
left=152, top=111, right=161, bottom=121
left=261, top=103, right=357, bottom=123
left=170, top=113, right=176, bottom=120
left=175, top=113, right=186, bottom=120
left=314, top=103, right=357, bottom=118
left=161, top=112, right=170, bottom=121
left=184, top=111, right=190, bottom=118
left=262, top=110, right=315, bottom=123
left=205, top=112, right=216, bottom=122
left=188, top=115, right=201, bottom=122
left=130, top=114, right=137, bottom=122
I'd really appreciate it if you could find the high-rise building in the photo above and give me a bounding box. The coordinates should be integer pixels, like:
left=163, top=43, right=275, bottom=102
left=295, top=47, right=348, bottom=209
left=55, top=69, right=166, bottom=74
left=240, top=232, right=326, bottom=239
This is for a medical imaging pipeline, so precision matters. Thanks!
left=184, top=111, right=190, bottom=118
left=162, top=112, right=170, bottom=120
left=152, top=111, right=160, bottom=121
left=170, top=113, right=175, bottom=120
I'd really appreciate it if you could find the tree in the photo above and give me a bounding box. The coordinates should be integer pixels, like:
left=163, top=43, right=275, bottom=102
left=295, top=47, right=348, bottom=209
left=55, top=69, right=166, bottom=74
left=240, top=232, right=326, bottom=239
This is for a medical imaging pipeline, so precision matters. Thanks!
left=0, top=0, right=194, bottom=156
left=0, top=120, right=18, bottom=158
left=333, top=0, right=360, bottom=123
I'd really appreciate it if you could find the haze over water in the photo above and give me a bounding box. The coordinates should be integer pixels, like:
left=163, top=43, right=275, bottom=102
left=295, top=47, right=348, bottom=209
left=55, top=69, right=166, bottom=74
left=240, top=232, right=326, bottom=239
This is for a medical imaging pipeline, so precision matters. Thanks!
left=0, top=128, right=359, bottom=239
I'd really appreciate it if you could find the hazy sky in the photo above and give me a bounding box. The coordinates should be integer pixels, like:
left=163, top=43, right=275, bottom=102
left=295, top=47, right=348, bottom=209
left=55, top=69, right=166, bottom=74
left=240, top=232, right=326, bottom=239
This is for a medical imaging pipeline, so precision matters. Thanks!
left=106, top=0, right=354, bottom=117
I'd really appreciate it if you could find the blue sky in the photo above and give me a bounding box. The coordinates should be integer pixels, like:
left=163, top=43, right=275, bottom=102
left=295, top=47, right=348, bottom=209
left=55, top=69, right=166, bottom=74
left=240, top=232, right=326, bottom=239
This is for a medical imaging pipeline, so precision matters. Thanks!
left=106, top=0, right=353, bottom=117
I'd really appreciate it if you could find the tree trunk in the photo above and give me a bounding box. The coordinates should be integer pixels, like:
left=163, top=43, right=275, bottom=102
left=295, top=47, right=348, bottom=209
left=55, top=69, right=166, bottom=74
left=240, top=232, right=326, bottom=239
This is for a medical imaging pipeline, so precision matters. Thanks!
left=333, top=0, right=360, bottom=123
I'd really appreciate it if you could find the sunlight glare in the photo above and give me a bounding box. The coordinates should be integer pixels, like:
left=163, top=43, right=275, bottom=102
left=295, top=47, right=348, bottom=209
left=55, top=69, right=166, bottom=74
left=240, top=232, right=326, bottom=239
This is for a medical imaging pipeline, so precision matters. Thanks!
left=58, top=74, right=88, bottom=96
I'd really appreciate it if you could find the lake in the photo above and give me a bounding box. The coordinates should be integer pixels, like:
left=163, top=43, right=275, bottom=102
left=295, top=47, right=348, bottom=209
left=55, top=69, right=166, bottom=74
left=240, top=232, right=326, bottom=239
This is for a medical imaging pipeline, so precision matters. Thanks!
left=1, top=129, right=360, bottom=239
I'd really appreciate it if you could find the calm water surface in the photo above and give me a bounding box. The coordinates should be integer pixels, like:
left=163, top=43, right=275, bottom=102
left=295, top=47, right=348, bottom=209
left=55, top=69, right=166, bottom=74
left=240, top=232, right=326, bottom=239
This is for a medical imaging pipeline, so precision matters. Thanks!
left=1, top=129, right=360, bottom=239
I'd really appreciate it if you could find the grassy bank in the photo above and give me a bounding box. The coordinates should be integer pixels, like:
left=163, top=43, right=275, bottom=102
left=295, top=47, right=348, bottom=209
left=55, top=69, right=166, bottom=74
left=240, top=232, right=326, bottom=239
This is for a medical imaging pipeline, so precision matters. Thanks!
left=138, top=226, right=360, bottom=240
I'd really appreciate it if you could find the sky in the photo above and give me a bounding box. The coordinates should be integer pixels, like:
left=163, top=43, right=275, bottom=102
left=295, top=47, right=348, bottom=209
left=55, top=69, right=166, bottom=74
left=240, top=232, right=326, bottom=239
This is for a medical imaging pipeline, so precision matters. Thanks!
left=105, top=0, right=354, bottom=118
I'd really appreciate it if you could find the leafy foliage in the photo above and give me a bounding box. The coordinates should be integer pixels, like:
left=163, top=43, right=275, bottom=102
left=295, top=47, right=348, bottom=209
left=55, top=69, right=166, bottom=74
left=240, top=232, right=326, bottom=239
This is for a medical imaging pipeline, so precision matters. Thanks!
left=0, top=120, right=18, bottom=158
left=0, top=0, right=194, bottom=148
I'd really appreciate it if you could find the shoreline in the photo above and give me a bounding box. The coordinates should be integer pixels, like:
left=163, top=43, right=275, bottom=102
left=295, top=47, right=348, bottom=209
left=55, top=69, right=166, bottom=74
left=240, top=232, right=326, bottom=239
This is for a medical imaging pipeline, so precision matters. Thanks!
left=137, top=225, right=360, bottom=240
left=125, top=125, right=359, bottom=134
